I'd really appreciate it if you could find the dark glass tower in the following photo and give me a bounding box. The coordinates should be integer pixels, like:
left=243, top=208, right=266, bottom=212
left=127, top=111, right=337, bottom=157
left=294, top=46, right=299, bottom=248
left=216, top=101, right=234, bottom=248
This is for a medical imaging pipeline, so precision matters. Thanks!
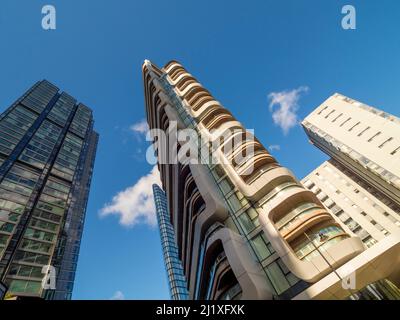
left=153, top=184, right=188, bottom=300
left=0, top=80, right=98, bottom=300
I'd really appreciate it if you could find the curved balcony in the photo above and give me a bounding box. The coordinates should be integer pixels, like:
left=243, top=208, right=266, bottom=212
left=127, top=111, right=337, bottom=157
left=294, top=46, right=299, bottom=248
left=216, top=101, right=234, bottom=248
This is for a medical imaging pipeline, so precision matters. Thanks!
left=183, top=190, right=206, bottom=277
left=185, top=164, right=229, bottom=296
left=201, top=108, right=233, bottom=128
left=184, top=86, right=211, bottom=104
left=178, top=81, right=202, bottom=97
left=168, top=65, right=186, bottom=81
left=275, top=203, right=332, bottom=242
left=293, top=226, right=350, bottom=261
left=196, top=227, right=272, bottom=300
left=205, top=113, right=236, bottom=131
left=176, top=76, right=197, bottom=91
left=192, top=96, right=216, bottom=112
left=241, top=154, right=280, bottom=184
left=192, top=100, right=225, bottom=119
left=163, top=60, right=182, bottom=72
left=258, top=189, right=365, bottom=283
left=189, top=91, right=213, bottom=107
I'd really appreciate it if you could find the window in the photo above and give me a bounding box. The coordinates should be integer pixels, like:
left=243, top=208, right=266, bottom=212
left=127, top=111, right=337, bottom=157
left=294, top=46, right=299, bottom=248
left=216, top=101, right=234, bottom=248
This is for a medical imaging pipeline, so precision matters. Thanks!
left=265, top=262, right=290, bottom=294
left=251, top=234, right=272, bottom=261
left=303, top=179, right=315, bottom=189
left=325, top=110, right=335, bottom=119
left=219, top=178, right=233, bottom=195
left=390, top=146, right=400, bottom=155
left=227, top=194, right=242, bottom=213
left=379, top=137, right=393, bottom=148
left=237, top=212, right=255, bottom=234
left=8, top=279, right=42, bottom=294
left=358, top=126, right=370, bottom=137
left=348, top=121, right=360, bottom=132
left=364, top=235, right=377, bottom=248
left=332, top=113, right=343, bottom=123
left=317, top=106, right=328, bottom=115
left=0, top=222, right=15, bottom=233
left=368, top=131, right=382, bottom=142
left=340, top=117, right=352, bottom=127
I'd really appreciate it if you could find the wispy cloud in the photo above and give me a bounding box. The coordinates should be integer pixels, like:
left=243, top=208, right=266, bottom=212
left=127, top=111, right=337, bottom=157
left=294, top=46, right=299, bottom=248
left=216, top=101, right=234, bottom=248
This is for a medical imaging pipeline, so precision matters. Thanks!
left=268, top=144, right=281, bottom=151
left=130, top=119, right=149, bottom=135
left=268, top=86, right=309, bottom=135
left=110, top=291, right=125, bottom=300
left=100, top=166, right=161, bottom=227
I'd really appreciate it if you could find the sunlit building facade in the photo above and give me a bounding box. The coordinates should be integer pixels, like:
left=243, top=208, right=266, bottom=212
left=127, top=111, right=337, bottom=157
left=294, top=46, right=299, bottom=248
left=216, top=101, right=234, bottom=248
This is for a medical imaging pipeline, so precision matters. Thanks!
left=302, top=93, right=400, bottom=207
left=153, top=184, right=188, bottom=300
left=299, top=94, right=400, bottom=297
left=141, top=60, right=399, bottom=300
left=302, top=94, right=400, bottom=248
left=302, top=159, right=400, bottom=248
left=0, top=80, right=98, bottom=300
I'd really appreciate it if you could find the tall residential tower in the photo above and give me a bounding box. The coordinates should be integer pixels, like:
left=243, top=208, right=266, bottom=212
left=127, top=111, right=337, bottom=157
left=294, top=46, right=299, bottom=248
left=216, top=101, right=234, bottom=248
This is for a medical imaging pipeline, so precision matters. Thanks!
left=301, top=94, right=400, bottom=287
left=141, top=60, right=398, bottom=300
left=0, top=80, right=98, bottom=300
left=302, top=93, right=400, bottom=207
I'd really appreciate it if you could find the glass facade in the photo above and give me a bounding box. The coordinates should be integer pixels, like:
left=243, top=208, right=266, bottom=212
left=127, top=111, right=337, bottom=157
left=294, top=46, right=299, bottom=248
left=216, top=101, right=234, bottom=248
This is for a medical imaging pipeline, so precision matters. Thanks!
left=0, top=280, right=6, bottom=299
left=152, top=184, right=188, bottom=300
left=349, top=279, right=400, bottom=300
left=0, top=80, right=98, bottom=300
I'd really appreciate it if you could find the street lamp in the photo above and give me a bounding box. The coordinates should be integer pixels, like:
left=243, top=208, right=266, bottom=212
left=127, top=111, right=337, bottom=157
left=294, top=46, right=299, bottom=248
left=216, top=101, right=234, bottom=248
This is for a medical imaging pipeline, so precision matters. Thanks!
left=303, top=231, right=356, bottom=299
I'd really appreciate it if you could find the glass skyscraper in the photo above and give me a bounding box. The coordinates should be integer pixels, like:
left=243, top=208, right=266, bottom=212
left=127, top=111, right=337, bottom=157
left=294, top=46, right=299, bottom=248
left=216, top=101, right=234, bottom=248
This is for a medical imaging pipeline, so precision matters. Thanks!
left=0, top=80, right=98, bottom=300
left=153, top=184, right=188, bottom=300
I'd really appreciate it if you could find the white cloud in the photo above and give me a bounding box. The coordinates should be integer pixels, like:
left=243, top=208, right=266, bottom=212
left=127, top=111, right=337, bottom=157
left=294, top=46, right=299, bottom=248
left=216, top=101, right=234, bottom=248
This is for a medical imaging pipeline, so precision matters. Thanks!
left=100, top=166, right=161, bottom=227
left=268, top=144, right=281, bottom=151
left=268, top=86, right=309, bottom=135
left=110, top=291, right=125, bottom=300
left=130, top=119, right=149, bottom=135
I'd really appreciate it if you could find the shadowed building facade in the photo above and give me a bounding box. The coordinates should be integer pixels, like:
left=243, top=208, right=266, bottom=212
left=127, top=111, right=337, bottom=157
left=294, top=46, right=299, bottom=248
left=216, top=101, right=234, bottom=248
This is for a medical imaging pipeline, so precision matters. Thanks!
left=153, top=184, right=188, bottom=300
left=0, top=80, right=98, bottom=300
left=141, top=60, right=400, bottom=300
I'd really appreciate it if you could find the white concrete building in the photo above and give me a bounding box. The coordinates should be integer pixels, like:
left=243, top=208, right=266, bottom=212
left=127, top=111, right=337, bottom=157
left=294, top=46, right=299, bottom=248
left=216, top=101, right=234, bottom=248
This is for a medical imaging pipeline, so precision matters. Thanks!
left=298, top=94, right=400, bottom=299
left=302, top=93, right=400, bottom=206
left=302, top=159, right=400, bottom=248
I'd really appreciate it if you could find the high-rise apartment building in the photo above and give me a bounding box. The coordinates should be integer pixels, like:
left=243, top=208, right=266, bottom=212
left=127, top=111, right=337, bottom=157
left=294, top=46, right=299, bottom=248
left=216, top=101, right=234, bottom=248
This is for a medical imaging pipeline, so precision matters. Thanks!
left=0, top=80, right=98, bottom=300
left=300, top=93, right=400, bottom=294
left=153, top=184, right=188, bottom=300
left=301, top=94, right=400, bottom=248
left=302, top=159, right=400, bottom=248
left=141, top=60, right=400, bottom=300
left=302, top=93, right=400, bottom=207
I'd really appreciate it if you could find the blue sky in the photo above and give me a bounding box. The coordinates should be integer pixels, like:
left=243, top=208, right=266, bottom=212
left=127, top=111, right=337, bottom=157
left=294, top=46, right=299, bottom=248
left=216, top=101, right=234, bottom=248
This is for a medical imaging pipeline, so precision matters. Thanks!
left=0, top=0, right=399, bottom=300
